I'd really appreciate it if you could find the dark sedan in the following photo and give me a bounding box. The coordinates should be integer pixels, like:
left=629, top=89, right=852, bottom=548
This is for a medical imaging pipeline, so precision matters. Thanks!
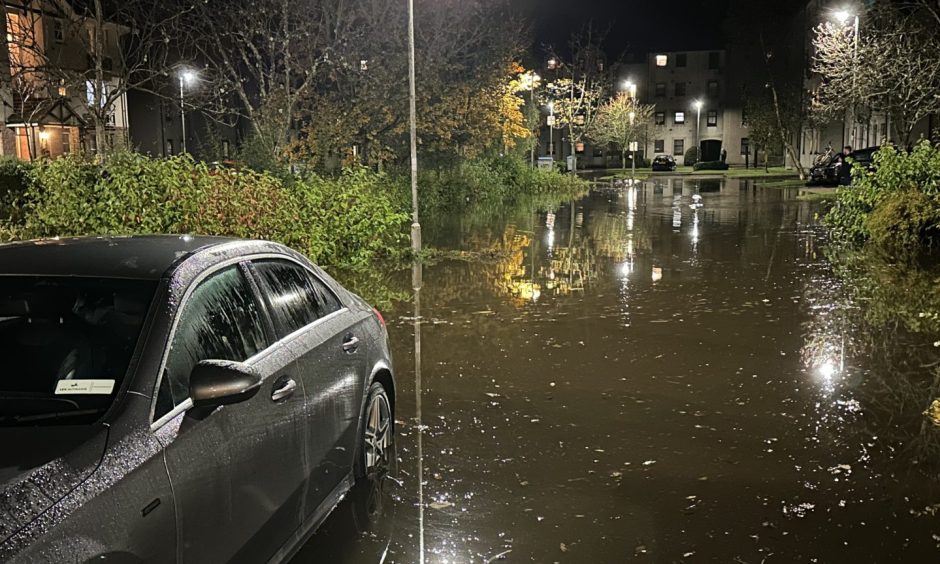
left=651, top=154, right=677, bottom=172
left=806, top=146, right=880, bottom=186
left=0, top=236, right=395, bottom=563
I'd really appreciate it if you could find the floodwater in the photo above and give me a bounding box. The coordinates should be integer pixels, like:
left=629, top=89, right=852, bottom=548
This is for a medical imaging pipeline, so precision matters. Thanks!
left=296, top=177, right=940, bottom=563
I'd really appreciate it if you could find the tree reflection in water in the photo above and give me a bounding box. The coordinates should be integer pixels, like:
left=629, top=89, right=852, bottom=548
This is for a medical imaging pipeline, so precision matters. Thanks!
left=803, top=245, right=940, bottom=474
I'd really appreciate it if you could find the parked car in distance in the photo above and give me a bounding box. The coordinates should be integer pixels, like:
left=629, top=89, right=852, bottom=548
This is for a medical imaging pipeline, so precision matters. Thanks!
left=806, top=146, right=880, bottom=186
left=651, top=154, right=677, bottom=172
left=0, top=236, right=395, bottom=563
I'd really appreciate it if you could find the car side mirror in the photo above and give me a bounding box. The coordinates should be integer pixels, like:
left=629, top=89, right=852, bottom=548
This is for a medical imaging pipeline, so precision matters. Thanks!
left=189, top=360, right=262, bottom=408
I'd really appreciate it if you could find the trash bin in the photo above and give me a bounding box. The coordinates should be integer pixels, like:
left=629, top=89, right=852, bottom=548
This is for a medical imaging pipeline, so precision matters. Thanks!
left=537, top=157, right=554, bottom=170
left=566, top=155, right=576, bottom=172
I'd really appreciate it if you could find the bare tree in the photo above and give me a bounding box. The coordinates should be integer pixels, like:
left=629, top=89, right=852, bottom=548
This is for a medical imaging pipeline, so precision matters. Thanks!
left=174, top=0, right=360, bottom=162
left=12, top=0, right=184, bottom=157
left=811, top=4, right=940, bottom=144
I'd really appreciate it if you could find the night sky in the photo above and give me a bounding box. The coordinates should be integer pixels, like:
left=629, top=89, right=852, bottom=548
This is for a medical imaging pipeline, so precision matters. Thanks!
left=520, top=0, right=733, bottom=57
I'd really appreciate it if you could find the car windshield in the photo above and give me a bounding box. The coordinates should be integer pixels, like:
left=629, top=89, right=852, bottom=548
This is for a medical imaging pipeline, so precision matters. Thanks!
left=0, top=276, right=157, bottom=426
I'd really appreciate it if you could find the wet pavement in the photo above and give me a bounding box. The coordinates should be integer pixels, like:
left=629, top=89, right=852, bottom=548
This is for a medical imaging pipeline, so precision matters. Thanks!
left=295, top=177, right=940, bottom=563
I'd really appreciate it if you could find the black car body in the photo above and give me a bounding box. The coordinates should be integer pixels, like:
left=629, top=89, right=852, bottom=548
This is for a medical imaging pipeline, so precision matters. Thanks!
left=806, top=146, right=880, bottom=186
left=0, top=236, right=395, bottom=563
left=651, top=154, right=677, bottom=172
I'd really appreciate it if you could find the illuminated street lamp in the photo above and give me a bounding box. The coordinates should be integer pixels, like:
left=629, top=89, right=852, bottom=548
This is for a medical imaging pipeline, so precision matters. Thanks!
left=628, top=110, right=636, bottom=182
left=179, top=69, right=197, bottom=154
left=832, top=8, right=860, bottom=148
left=520, top=72, right=542, bottom=167
left=693, top=99, right=703, bottom=159
left=622, top=80, right=636, bottom=98
left=547, top=102, right=555, bottom=161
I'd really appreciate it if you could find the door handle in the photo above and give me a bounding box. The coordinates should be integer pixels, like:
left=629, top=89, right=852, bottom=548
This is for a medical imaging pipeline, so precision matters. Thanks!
left=271, top=376, right=297, bottom=402
left=342, top=335, right=360, bottom=353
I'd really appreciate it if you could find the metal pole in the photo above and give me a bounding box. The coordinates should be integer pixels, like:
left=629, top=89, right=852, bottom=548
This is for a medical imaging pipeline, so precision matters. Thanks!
left=407, top=0, right=421, bottom=252
left=696, top=106, right=701, bottom=157
left=852, top=15, right=859, bottom=149
left=179, top=77, right=186, bottom=154
left=549, top=105, right=554, bottom=162
left=529, top=89, right=535, bottom=167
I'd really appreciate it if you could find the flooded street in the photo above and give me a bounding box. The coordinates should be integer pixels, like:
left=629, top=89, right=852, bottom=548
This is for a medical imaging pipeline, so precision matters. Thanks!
left=300, top=177, right=940, bottom=563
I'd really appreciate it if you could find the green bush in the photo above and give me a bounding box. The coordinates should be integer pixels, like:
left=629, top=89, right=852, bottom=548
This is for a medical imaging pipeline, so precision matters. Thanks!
left=692, top=160, right=729, bottom=171
left=684, top=146, right=699, bottom=166
left=12, top=153, right=407, bottom=268
left=398, top=154, right=587, bottom=213
left=825, top=141, right=940, bottom=246
left=0, top=157, right=31, bottom=225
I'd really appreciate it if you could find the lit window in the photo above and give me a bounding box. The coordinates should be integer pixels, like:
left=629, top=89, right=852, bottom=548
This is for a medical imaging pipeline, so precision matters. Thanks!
left=655, top=55, right=668, bottom=67
left=674, top=111, right=685, bottom=124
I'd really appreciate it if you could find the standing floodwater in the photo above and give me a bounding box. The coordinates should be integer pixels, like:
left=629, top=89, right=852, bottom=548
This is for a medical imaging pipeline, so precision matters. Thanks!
left=297, top=177, right=940, bottom=563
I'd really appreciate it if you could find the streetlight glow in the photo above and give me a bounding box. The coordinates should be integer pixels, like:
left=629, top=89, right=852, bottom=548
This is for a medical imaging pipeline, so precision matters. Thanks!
left=693, top=99, right=703, bottom=110
left=833, top=9, right=852, bottom=25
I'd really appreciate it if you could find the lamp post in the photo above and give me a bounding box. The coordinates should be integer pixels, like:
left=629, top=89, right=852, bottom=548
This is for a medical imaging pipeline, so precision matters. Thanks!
left=179, top=70, right=196, bottom=154
left=833, top=9, right=859, bottom=148
left=547, top=102, right=555, bottom=162
left=521, top=72, right=541, bottom=167
left=629, top=110, right=636, bottom=183
left=622, top=81, right=637, bottom=177
left=407, top=0, right=421, bottom=253
left=693, top=99, right=703, bottom=161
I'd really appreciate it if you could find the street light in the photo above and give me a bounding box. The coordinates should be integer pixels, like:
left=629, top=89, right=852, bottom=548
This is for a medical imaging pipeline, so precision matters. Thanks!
left=693, top=99, right=703, bottom=160
left=179, top=69, right=197, bottom=154
left=628, top=110, right=636, bottom=182
left=831, top=8, right=859, bottom=148
left=520, top=72, right=542, bottom=167
left=622, top=80, right=636, bottom=98
left=547, top=102, right=555, bottom=162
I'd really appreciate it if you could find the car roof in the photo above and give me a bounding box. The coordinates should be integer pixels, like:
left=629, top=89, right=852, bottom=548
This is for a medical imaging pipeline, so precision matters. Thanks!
left=0, top=235, right=241, bottom=280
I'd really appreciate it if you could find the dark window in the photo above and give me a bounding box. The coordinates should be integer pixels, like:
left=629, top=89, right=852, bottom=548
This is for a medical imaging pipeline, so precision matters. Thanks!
left=654, top=112, right=666, bottom=125
left=741, top=138, right=750, bottom=155
left=674, top=139, right=685, bottom=155
left=253, top=260, right=342, bottom=338
left=707, top=110, right=718, bottom=127
left=655, top=83, right=666, bottom=97
left=156, top=267, right=267, bottom=418
left=654, top=139, right=665, bottom=153
left=741, top=108, right=748, bottom=126
left=0, top=276, right=156, bottom=427
left=674, top=111, right=686, bottom=125
left=52, top=20, right=64, bottom=43
left=707, top=80, right=719, bottom=97
left=708, top=52, right=721, bottom=70
left=675, top=53, right=687, bottom=67
left=166, top=139, right=174, bottom=155
left=674, top=82, right=686, bottom=96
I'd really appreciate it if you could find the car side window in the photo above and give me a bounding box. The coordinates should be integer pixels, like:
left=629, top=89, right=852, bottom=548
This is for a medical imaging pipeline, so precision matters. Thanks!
left=253, top=260, right=342, bottom=338
left=154, top=266, right=267, bottom=419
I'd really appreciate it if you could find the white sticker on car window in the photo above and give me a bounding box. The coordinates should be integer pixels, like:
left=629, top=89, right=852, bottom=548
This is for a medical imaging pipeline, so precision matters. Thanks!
left=54, top=379, right=116, bottom=395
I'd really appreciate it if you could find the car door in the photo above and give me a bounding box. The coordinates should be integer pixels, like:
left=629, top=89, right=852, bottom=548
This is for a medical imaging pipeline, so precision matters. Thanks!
left=249, top=259, right=365, bottom=520
left=151, top=263, right=307, bottom=564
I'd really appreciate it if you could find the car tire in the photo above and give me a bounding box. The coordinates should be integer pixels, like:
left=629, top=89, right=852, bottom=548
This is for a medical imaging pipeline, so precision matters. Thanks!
left=355, top=381, right=392, bottom=480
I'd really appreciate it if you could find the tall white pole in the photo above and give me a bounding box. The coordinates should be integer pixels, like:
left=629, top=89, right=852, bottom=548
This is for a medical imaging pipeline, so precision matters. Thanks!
left=408, top=0, right=421, bottom=252
left=179, top=77, right=186, bottom=154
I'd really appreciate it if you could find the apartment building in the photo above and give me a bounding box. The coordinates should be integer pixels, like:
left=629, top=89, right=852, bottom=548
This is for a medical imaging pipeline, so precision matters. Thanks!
left=643, top=49, right=749, bottom=166
left=0, top=0, right=129, bottom=161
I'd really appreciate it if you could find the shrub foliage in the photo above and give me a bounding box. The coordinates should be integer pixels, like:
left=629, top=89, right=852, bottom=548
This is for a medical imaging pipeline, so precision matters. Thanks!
left=825, top=141, right=940, bottom=248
